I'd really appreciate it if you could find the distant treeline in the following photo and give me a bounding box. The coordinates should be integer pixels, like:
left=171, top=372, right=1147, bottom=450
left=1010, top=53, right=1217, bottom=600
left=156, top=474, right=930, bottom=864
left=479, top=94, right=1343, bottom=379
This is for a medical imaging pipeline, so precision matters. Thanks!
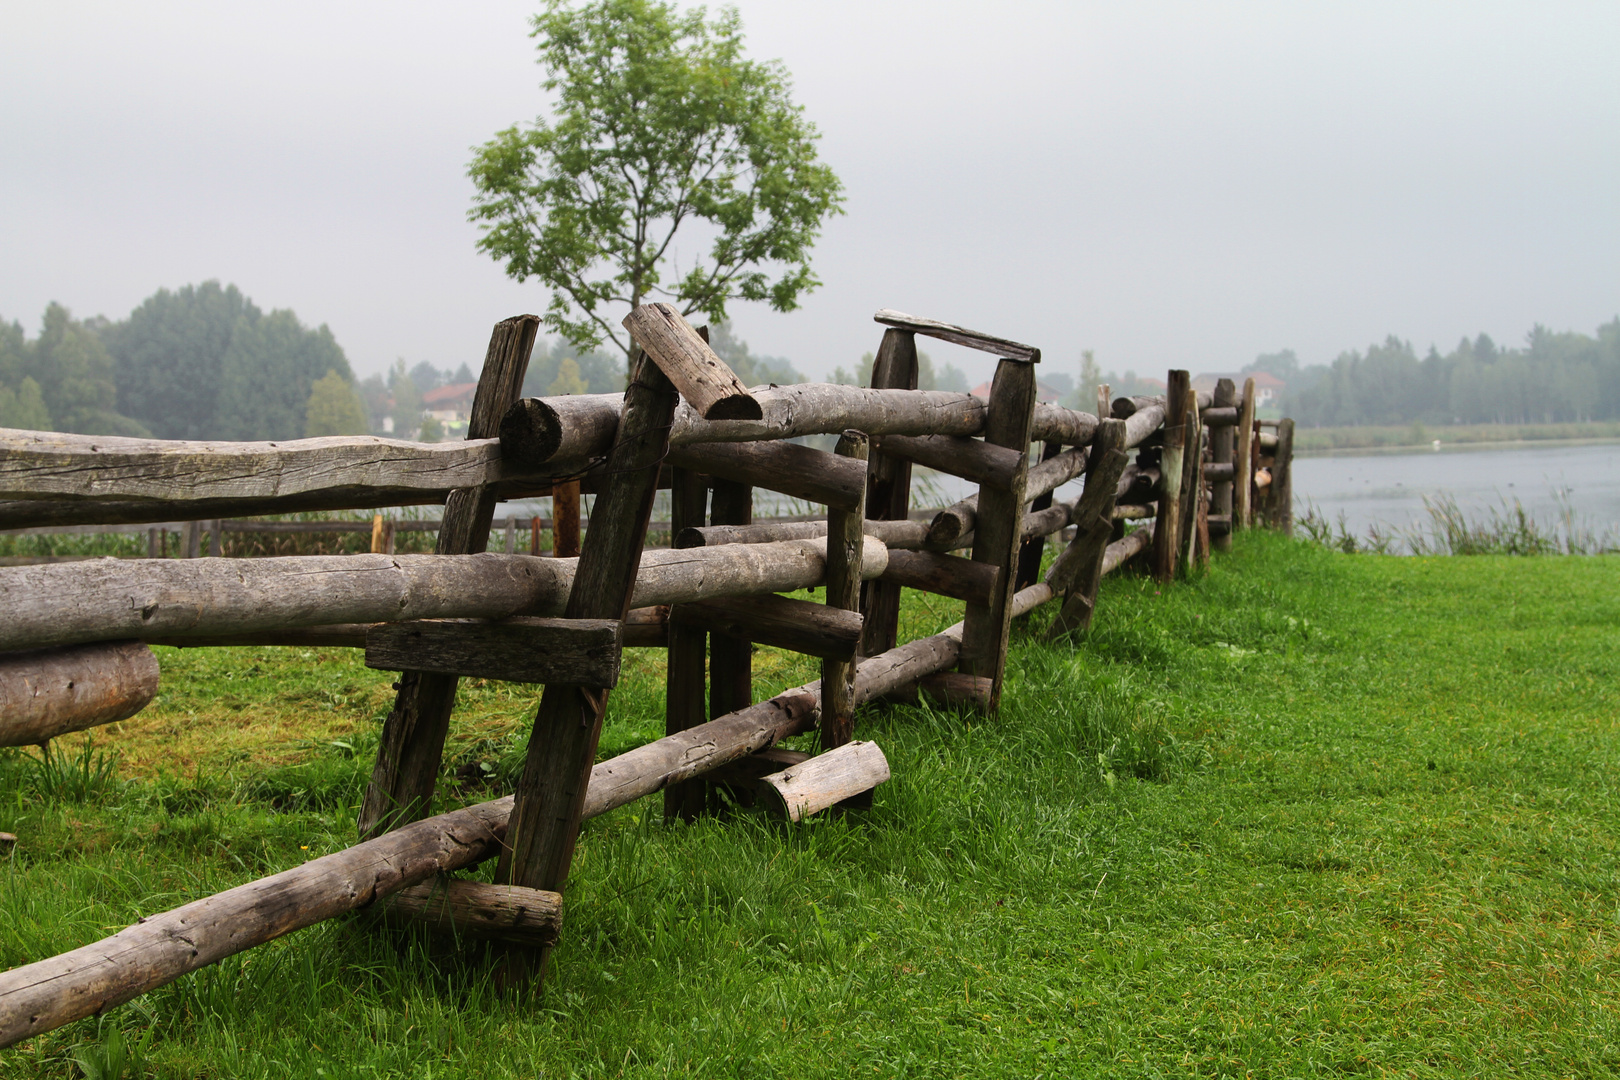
left=1286, top=321, right=1620, bottom=427
left=0, top=282, right=808, bottom=442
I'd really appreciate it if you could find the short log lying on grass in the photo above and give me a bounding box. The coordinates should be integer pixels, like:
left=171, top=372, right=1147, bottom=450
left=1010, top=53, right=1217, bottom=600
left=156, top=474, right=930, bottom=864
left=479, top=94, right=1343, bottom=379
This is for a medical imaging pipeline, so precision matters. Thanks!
left=1, top=538, right=888, bottom=653
left=757, top=741, right=891, bottom=822
left=375, top=881, right=563, bottom=949
left=0, top=641, right=160, bottom=747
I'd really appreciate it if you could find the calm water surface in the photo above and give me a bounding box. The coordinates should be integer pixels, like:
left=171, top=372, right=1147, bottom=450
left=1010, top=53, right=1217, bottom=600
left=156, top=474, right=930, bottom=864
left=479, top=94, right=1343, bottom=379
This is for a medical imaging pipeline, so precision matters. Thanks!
left=1292, top=441, right=1620, bottom=542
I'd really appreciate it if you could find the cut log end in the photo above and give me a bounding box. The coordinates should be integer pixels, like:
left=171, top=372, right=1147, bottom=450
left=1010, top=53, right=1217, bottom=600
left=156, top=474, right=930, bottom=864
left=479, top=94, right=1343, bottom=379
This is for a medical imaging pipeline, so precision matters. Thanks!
left=758, top=740, right=891, bottom=822
left=702, top=396, right=765, bottom=422
left=498, top=398, right=564, bottom=468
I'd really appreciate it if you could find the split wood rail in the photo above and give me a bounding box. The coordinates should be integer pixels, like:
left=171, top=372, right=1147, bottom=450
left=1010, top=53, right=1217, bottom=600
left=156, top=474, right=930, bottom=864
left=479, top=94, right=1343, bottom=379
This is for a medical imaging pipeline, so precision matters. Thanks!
left=0, top=305, right=1293, bottom=1048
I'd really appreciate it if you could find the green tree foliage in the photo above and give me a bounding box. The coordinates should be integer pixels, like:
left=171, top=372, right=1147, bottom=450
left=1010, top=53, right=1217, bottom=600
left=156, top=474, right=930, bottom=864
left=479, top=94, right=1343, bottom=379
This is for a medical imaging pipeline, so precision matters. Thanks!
left=468, top=0, right=844, bottom=360
left=520, top=338, right=626, bottom=398
left=418, top=415, right=445, bottom=442
left=548, top=356, right=590, bottom=396
left=1288, top=320, right=1620, bottom=426
left=304, top=369, right=370, bottom=436
left=0, top=305, right=148, bottom=435
left=829, top=349, right=963, bottom=391
left=707, top=320, right=801, bottom=386
left=357, top=373, right=391, bottom=433
left=105, top=282, right=247, bottom=438
left=214, top=311, right=353, bottom=440
left=103, top=282, right=354, bottom=439
left=388, top=360, right=423, bottom=436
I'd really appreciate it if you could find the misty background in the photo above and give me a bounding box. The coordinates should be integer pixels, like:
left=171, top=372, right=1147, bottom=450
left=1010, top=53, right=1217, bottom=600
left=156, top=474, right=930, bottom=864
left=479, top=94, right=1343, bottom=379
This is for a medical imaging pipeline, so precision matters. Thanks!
left=2, top=1, right=1617, bottom=437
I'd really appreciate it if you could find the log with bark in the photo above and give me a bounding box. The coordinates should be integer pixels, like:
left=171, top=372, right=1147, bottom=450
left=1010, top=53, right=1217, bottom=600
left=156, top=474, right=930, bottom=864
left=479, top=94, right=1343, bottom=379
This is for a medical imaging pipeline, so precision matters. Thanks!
left=374, top=881, right=563, bottom=949
left=0, top=641, right=160, bottom=747
left=622, top=304, right=762, bottom=420
left=0, top=537, right=888, bottom=653
left=757, top=741, right=890, bottom=821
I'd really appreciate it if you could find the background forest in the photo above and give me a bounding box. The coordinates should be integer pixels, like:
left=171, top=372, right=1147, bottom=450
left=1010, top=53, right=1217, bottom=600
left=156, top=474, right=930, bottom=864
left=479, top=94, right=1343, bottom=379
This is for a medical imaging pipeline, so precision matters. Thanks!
left=3, top=282, right=1617, bottom=438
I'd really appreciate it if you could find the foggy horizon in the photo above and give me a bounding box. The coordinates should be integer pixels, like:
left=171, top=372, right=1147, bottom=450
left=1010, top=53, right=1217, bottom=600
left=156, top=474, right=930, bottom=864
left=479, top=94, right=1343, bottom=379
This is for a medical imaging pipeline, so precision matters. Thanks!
left=3, top=1, right=1616, bottom=390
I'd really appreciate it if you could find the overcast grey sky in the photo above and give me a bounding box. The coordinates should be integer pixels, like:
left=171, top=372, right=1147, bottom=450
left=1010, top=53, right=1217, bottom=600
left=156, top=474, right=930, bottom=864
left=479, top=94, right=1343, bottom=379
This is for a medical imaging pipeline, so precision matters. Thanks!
left=2, top=1, right=1616, bottom=388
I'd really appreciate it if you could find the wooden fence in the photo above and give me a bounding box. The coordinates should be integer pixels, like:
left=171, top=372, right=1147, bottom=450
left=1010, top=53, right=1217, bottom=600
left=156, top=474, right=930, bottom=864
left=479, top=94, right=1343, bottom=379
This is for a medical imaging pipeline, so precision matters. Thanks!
left=0, top=305, right=1294, bottom=1046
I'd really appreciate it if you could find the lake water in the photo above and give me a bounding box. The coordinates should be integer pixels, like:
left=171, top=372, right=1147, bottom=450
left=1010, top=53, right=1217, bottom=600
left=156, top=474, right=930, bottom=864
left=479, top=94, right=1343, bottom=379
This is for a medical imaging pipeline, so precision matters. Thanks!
left=1292, top=441, right=1620, bottom=546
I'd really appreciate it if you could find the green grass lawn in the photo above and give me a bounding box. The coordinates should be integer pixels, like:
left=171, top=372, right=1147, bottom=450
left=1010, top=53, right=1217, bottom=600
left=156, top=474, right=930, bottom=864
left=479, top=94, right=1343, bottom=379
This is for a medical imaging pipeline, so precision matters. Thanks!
left=3, top=533, right=1618, bottom=1078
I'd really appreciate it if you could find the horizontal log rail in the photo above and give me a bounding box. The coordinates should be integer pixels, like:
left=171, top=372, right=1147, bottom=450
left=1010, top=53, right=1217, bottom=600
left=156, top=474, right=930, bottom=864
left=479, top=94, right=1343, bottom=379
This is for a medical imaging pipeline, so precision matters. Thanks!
left=0, top=537, right=888, bottom=653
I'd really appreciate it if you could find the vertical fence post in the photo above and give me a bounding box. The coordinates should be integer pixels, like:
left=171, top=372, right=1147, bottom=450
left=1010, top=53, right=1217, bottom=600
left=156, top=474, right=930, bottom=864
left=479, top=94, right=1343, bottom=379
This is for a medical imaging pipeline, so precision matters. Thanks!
left=1235, top=377, right=1256, bottom=529
left=495, top=345, right=678, bottom=988
left=147, top=527, right=160, bottom=559
left=182, top=521, right=201, bottom=559
left=1177, top=395, right=1203, bottom=579
left=1045, top=418, right=1128, bottom=639
left=553, top=481, right=582, bottom=558
left=958, top=356, right=1038, bottom=712
left=504, top=517, right=517, bottom=555
left=370, top=515, right=386, bottom=554
left=708, top=478, right=753, bottom=718
left=358, top=315, right=539, bottom=840
left=1211, top=378, right=1235, bottom=552
left=664, top=466, right=709, bottom=820
left=859, top=329, right=918, bottom=657
left=530, top=515, right=543, bottom=556
left=1016, top=440, right=1062, bottom=592
left=1152, top=370, right=1191, bottom=580
left=821, top=431, right=869, bottom=750
left=1273, top=418, right=1295, bottom=536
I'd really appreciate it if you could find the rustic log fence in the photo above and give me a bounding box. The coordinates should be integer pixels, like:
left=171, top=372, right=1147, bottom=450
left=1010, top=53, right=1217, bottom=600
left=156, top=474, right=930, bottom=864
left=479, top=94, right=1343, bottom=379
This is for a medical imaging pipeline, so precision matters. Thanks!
left=0, top=304, right=1294, bottom=1047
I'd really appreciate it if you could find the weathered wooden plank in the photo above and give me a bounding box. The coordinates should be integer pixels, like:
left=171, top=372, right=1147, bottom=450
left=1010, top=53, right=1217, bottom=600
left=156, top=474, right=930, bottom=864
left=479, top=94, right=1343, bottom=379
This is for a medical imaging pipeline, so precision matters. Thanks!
left=0, top=428, right=506, bottom=505
left=147, top=609, right=668, bottom=651
left=1017, top=441, right=1063, bottom=591
left=1176, top=395, right=1203, bottom=579
left=376, top=880, right=563, bottom=949
left=1210, top=379, right=1236, bottom=552
left=678, top=516, right=933, bottom=551
left=958, top=359, right=1036, bottom=711
left=664, top=466, right=709, bottom=820
left=874, top=434, right=1024, bottom=489
left=880, top=549, right=1000, bottom=606
left=552, top=480, right=582, bottom=558
left=820, top=432, right=868, bottom=751
left=872, top=309, right=1040, bottom=362
left=1101, top=521, right=1154, bottom=576
left=1235, top=377, right=1257, bottom=529
left=707, top=477, right=755, bottom=721
left=923, top=444, right=1086, bottom=548
left=671, top=595, right=862, bottom=660
left=0, top=641, right=160, bottom=748
left=918, top=672, right=994, bottom=711
left=359, top=315, right=539, bottom=841
left=1272, top=418, right=1295, bottom=535
left=667, top=440, right=865, bottom=512
left=1151, top=371, right=1191, bottom=581
left=623, top=303, right=762, bottom=420
left=1044, top=419, right=1130, bottom=640
left=1029, top=403, right=1098, bottom=447
left=759, top=741, right=890, bottom=821
left=858, top=329, right=919, bottom=656
left=364, top=618, right=622, bottom=687
left=497, top=342, right=682, bottom=985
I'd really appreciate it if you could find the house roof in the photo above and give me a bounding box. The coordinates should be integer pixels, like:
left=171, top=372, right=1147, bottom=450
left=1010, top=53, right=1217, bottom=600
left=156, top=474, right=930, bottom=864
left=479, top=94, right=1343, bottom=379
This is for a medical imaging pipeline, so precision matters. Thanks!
left=422, top=382, right=477, bottom=407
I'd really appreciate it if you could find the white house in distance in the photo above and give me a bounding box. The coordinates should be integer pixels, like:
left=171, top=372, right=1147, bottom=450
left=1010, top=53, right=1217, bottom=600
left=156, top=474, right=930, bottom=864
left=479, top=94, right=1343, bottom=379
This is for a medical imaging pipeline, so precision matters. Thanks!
left=1191, top=370, right=1285, bottom=409
left=422, top=382, right=478, bottom=435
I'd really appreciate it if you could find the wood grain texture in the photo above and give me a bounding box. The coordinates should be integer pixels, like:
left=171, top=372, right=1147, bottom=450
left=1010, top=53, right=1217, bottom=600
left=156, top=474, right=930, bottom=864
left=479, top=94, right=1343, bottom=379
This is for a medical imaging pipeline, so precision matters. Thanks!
left=858, top=329, right=919, bottom=656
left=759, top=741, right=890, bottom=821
left=707, top=477, right=755, bottom=721
left=958, top=359, right=1036, bottom=711
left=360, top=314, right=538, bottom=841
left=664, top=466, right=709, bottom=820
left=1044, top=421, right=1129, bottom=639
left=1210, top=379, right=1236, bottom=552
left=873, top=309, right=1040, bottom=362
left=918, top=672, right=993, bottom=711
left=671, top=595, right=862, bottom=660
left=880, top=549, right=1000, bottom=606
left=376, top=880, right=563, bottom=949
left=1272, top=418, right=1295, bottom=535
left=623, top=303, right=762, bottom=420
left=1151, top=371, right=1191, bottom=582
left=1235, top=378, right=1256, bottom=529
left=0, top=553, right=572, bottom=653
left=820, top=432, right=868, bottom=751
left=676, top=517, right=935, bottom=552
left=667, top=440, right=866, bottom=512
left=364, top=618, right=622, bottom=688
left=924, top=445, right=1087, bottom=548
left=875, top=434, right=1024, bottom=489
left=496, top=347, right=679, bottom=986
left=0, top=641, right=160, bottom=747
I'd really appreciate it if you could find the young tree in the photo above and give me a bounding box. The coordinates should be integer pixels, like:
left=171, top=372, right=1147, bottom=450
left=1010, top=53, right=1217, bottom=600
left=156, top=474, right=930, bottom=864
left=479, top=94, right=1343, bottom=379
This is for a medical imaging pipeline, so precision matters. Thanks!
left=468, top=0, right=844, bottom=361
left=304, top=369, right=370, bottom=436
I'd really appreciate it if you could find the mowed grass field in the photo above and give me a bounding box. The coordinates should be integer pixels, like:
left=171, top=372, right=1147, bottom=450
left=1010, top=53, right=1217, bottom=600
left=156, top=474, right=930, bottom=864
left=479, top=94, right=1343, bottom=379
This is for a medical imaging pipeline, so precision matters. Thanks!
left=2, top=532, right=1618, bottom=1078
